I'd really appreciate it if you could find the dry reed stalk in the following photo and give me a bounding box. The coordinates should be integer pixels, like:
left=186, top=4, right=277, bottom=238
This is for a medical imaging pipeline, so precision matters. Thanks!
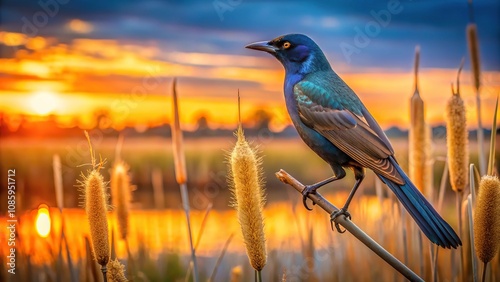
left=171, top=78, right=199, bottom=282
left=151, top=168, right=165, bottom=209
left=487, top=98, right=498, bottom=175
left=208, top=233, right=234, bottom=282
left=171, top=78, right=187, bottom=185
left=53, top=154, right=64, bottom=211
left=107, top=259, right=128, bottom=282
left=78, top=131, right=110, bottom=282
left=467, top=194, right=478, bottom=282
left=446, top=60, right=468, bottom=280
left=467, top=23, right=486, bottom=175
left=409, top=46, right=429, bottom=196
left=462, top=198, right=472, bottom=281
left=111, top=161, right=131, bottom=240
left=474, top=176, right=500, bottom=282
left=229, top=122, right=267, bottom=273
left=276, top=169, right=424, bottom=282
left=53, top=154, right=77, bottom=282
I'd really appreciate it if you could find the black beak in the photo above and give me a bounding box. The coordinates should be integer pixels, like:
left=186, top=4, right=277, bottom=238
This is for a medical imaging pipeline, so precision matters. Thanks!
left=245, top=41, right=277, bottom=53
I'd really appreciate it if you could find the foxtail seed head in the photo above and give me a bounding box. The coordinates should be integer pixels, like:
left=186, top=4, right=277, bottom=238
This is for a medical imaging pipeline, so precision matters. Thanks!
left=474, top=175, right=500, bottom=263
left=111, top=161, right=131, bottom=240
left=229, top=124, right=267, bottom=271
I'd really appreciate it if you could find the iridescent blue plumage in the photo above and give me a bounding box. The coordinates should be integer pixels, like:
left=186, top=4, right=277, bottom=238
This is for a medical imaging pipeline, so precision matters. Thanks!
left=246, top=33, right=461, bottom=248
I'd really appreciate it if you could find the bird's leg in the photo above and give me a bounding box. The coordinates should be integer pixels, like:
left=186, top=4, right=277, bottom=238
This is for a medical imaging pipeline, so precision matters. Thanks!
left=330, top=168, right=365, bottom=233
left=302, top=168, right=346, bottom=211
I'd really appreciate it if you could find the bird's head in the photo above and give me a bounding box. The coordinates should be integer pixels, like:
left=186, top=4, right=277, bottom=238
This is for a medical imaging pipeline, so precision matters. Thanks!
left=245, top=34, right=330, bottom=74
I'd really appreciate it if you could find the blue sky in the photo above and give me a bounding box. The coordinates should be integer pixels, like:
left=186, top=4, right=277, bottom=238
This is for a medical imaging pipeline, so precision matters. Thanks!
left=1, top=0, right=499, bottom=70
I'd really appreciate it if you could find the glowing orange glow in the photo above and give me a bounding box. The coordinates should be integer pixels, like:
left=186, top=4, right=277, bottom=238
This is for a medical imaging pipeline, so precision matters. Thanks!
left=35, top=205, right=51, bottom=238
left=68, top=19, right=94, bottom=33
left=0, top=31, right=26, bottom=46
left=29, top=91, right=60, bottom=116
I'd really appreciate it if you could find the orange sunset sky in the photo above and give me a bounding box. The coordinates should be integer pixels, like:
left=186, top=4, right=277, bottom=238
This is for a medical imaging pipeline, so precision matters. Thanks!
left=1, top=1, right=499, bottom=131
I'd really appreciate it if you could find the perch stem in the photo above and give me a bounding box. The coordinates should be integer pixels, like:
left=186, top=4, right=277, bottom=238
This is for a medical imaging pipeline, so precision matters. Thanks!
left=276, top=169, right=424, bottom=282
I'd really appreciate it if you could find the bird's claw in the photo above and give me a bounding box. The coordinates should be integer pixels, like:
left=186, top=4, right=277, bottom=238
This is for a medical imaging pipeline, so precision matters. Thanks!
left=301, top=185, right=317, bottom=211
left=330, top=208, right=351, bottom=233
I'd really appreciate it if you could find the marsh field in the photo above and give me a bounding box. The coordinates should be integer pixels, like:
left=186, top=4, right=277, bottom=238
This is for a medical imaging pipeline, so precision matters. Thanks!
left=0, top=135, right=498, bottom=281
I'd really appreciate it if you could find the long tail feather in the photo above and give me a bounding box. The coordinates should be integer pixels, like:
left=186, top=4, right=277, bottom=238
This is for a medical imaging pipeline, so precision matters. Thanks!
left=379, top=157, right=462, bottom=249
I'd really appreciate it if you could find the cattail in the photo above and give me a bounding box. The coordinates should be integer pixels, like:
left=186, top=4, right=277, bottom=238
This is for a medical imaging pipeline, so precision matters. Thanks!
left=78, top=132, right=110, bottom=268
left=107, top=259, right=128, bottom=282
left=467, top=24, right=481, bottom=91
left=474, top=175, right=500, bottom=264
left=229, top=120, right=267, bottom=271
left=409, top=46, right=428, bottom=195
left=171, top=78, right=187, bottom=184
left=111, top=161, right=131, bottom=240
left=230, top=266, right=242, bottom=282
left=467, top=22, right=486, bottom=176
left=446, top=60, right=469, bottom=192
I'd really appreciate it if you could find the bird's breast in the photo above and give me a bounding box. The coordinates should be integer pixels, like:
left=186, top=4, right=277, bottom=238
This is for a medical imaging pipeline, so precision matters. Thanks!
left=282, top=74, right=351, bottom=166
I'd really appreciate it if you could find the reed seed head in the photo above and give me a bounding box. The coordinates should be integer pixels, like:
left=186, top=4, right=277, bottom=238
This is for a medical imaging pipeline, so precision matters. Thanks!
left=111, top=161, right=131, bottom=240
left=229, top=125, right=267, bottom=271
left=446, top=77, right=469, bottom=192
left=78, top=131, right=110, bottom=266
left=171, top=78, right=188, bottom=184
left=409, top=85, right=427, bottom=193
left=474, top=175, right=500, bottom=263
left=107, top=258, right=128, bottom=282
left=467, top=24, right=481, bottom=90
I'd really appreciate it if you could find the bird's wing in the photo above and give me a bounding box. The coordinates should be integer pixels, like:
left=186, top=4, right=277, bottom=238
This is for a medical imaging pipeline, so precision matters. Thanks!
left=294, top=81, right=404, bottom=184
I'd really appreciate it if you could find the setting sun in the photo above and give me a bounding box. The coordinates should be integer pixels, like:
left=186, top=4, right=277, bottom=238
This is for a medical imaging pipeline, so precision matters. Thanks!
left=29, top=91, right=59, bottom=115
left=35, top=205, right=51, bottom=238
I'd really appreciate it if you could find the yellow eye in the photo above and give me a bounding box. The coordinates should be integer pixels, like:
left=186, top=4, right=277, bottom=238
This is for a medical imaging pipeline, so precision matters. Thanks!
left=283, top=42, right=291, bottom=49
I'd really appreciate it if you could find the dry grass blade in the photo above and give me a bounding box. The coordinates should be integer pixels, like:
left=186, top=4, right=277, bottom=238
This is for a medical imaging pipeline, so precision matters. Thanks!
left=208, top=233, right=234, bottom=282
left=487, top=97, right=498, bottom=175
left=194, top=202, right=213, bottom=250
